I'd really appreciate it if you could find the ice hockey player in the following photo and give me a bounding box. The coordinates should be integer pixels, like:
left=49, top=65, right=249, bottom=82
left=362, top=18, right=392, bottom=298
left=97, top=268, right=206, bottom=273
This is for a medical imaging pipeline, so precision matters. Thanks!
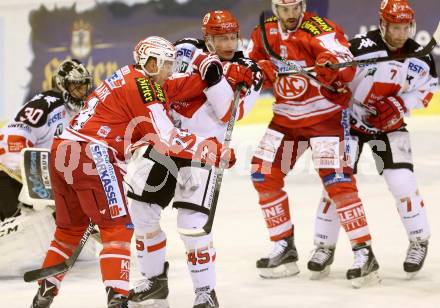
left=0, top=59, right=93, bottom=275
left=0, top=59, right=92, bottom=221
left=29, top=36, right=233, bottom=308
left=126, top=10, right=262, bottom=308
left=308, top=0, right=438, bottom=280
left=247, top=0, right=380, bottom=287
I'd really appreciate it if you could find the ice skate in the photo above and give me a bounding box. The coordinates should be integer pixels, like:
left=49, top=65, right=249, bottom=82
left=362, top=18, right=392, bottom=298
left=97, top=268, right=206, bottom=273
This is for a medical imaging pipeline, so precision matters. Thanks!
left=128, top=262, right=169, bottom=308
left=193, top=289, right=219, bottom=308
left=106, top=287, right=128, bottom=308
left=347, top=244, right=380, bottom=288
left=404, top=240, right=428, bottom=279
left=256, top=234, right=299, bottom=279
left=30, top=280, right=57, bottom=308
left=308, top=246, right=335, bottom=280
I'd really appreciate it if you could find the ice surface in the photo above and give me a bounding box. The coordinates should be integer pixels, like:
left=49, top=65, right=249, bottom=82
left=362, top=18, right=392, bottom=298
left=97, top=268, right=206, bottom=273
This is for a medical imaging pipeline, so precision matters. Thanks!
left=1, top=117, right=439, bottom=308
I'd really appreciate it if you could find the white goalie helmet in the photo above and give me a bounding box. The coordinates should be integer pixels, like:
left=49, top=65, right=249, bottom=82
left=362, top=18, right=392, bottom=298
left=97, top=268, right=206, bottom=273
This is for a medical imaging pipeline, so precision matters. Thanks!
left=133, top=36, right=176, bottom=76
left=272, top=0, right=307, bottom=18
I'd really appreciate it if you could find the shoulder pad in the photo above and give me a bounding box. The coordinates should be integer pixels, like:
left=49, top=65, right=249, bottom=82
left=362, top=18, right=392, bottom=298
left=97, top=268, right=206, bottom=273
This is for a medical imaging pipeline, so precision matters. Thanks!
left=135, top=77, right=167, bottom=104
left=300, top=15, right=334, bottom=36
left=15, top=91, right=63, bottom=128
left=350, top=30, right=385, bottom=57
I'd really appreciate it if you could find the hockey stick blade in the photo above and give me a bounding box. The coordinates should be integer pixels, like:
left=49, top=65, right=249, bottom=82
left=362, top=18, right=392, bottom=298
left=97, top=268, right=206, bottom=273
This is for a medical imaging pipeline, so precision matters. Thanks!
left=178, top=87, right=243, bottom=237
left=23, top=222, right=95, bottom=282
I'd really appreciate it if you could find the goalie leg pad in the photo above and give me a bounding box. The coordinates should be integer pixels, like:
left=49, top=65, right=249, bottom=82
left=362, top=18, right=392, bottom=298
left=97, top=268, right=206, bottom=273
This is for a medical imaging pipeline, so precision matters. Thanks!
left=129, top=199, right=167, bottom=279
left=178, top=208, right=216, bottom=293
left=0, top=207, right=55, bottom=277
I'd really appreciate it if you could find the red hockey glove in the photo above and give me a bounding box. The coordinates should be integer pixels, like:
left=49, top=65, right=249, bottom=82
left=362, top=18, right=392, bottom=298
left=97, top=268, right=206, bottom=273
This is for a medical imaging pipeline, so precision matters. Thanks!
left=315, top=51, right=340, bottom=86
left=194, top=137, right=236, bottom=168
left=192, top=52, right=223, bottom=87
left=258, top=60, right=277, bottom=88
left=320, top=81, right=352, bottom=109
left=367, top=96, right=407, bottom=132
left=224, top=58, right=264, bottom=91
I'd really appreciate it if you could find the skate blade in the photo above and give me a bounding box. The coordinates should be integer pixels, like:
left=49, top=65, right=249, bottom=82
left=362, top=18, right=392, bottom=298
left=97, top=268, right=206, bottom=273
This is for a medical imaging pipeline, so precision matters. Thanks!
left=310, top=265, right=331, bottom=281
left=129, top=299, right=169, bottom=308
left=350, top=271, right=381, bottom=289
left=259, top=262, right=300, bottom=279
left=406, top=271, right=420, bottom=280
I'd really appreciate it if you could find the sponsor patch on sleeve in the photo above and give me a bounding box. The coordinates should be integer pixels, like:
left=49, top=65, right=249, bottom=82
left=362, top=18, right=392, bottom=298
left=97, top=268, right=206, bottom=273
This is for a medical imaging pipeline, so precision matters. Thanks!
left=135, top=78, right=166, bottom=104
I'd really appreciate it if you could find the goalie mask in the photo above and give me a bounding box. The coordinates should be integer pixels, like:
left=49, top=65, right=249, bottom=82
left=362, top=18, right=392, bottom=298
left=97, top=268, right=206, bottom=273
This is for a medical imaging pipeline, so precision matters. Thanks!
left=379, top=0, right=416, bottom=49
left=133, top=36, right=176, bottom=76
left=53, top=59, right=93, bottom=114
left=201, top=10, right=241, bottom=59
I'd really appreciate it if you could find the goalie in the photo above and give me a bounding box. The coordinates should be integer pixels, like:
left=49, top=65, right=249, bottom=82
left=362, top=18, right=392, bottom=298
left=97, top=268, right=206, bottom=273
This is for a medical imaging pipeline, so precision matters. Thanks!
left=0, top=59, right=93, bottom=275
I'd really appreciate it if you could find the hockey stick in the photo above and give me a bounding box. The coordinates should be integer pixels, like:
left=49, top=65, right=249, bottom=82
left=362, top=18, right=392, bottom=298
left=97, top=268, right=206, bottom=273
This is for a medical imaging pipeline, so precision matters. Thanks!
left=23, top=221, right=96, bottom=282
left=277, top=22, right=440, bottom=74
left=178, top=86, right=243, bottom=237
left=0, top=162, right=22, bottom=183
left=259, top=12, right=336, bottom=92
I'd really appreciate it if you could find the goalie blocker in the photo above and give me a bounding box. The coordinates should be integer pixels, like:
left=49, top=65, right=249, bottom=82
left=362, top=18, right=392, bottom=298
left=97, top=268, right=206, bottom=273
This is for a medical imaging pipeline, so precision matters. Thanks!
left=19, top=148, right=55, bottom=208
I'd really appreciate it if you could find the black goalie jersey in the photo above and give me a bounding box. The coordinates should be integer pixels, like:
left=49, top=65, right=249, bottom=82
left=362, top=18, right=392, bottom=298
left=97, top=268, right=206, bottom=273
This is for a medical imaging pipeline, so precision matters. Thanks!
left=0, top=91, right=71, bottom=171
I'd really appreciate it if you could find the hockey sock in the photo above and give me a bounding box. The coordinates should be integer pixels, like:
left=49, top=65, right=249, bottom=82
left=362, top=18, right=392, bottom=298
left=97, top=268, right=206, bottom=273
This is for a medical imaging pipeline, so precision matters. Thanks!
left=333, top=193, right=371, bottom=246
left=314, top=192, right=340, bottom=247
left=99, top=225, right=132, bottom=296
left=259, top=192, right=292, bottom=241
left=135, top=229, right=167, bottom=278
left=41, top=226, right=84, bottom=290
left=129, top=200, right=166, bottom=279
left=383, top=169, right=431, bottom=241
left=178, top=209, right=216, bottom=293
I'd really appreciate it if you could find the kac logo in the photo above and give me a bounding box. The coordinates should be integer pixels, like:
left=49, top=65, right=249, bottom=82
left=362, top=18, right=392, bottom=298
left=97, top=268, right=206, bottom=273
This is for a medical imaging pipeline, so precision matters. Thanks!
left=274, top=76, right=308, bottom=99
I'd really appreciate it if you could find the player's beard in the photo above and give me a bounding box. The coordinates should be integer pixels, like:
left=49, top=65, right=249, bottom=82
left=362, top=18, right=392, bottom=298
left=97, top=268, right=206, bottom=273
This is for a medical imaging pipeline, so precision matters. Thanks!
left=284, top=18, right=299, bottom=31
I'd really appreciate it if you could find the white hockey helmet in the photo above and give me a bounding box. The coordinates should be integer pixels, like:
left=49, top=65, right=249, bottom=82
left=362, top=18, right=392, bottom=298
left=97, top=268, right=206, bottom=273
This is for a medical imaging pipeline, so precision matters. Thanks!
left=53, top=59, right=92, bottom=114
left=133, top=36, right=176, bottom=76
left=272, top=0, right=307, bottom=18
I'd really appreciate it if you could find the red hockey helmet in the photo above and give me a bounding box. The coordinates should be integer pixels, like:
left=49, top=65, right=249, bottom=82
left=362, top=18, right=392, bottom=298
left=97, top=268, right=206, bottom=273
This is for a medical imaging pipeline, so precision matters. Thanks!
left=379, top=0, right=416, bottom=46
left=379, top=0, right=415, bottom=24
left=201, top=10, right=240, bottom=37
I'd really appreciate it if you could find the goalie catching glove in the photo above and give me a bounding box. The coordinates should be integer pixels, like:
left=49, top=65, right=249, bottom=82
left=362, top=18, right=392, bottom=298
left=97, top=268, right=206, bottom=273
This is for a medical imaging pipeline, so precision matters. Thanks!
left=194, top=137, right=236, bottom=168
left=367, top=96, right=407, bottom=132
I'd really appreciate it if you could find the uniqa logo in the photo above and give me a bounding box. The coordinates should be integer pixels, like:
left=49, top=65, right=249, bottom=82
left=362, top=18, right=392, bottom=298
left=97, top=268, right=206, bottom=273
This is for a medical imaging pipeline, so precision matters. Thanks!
left=274, top=75, right=308, bottom=99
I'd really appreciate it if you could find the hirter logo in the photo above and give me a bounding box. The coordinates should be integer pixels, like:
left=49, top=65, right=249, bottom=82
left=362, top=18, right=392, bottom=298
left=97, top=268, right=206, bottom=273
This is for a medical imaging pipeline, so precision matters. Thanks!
left=274, top=76, right=308, bottom=99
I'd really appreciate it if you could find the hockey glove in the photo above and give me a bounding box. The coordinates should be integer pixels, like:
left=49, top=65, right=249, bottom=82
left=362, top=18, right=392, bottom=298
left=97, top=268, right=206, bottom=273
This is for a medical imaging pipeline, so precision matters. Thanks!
left=367, top=96, right=407, bottom=132
left=315, top=51, right=340, bottom=86
left=194, top=137, right=236, bottom=169
left=320, top=81, right=352, bottom=109
left=192, top=52, right=223, bottom=87
left=258, top=60, right=277, bottom=88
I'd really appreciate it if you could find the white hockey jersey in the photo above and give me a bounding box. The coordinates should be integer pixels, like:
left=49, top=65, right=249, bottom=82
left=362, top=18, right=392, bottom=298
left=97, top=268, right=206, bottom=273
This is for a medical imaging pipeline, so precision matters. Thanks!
left=170, top=38, right=261, bottom=142
left=0, top=91, right=71, bottom=171
left=349, top=30, right=438, bottom=134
